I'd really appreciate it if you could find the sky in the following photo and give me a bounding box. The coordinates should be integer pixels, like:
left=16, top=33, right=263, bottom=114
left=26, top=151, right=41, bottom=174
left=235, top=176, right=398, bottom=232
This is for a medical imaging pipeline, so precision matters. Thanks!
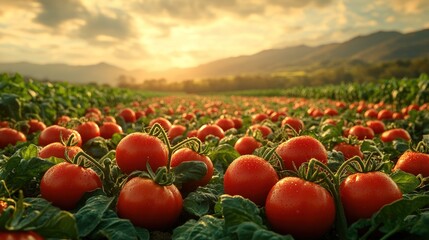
left=0, top=0, right=428, bottom=72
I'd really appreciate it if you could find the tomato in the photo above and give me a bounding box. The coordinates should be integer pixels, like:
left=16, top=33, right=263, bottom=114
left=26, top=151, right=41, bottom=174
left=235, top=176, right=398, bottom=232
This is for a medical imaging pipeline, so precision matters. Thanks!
left=0, top=128, right=27, bottom=148
left=249, top=124, right=272, bottom=138
left=38, top=142, right=82, bottom=161
left=145, top=106, right=155, bottom=115
left=224, top=155, right=278, bottom=206
left=118, top=108, right=136, bottom=123
left=75, top=121, right=100, bottom=144
left=27, top=119, right=46, bottom=134
left=117, top=177, right=182, bottom=230
left=86, top=107, right=102, bottom=116
left=234, top=136, right=262, bottom=155
left=38, top=125, right=82, bottom=147
left=196, top=124, right=225, bottom=142
left=0, top=231, right=44, bottom=240
left=251, top=113, right=269, bottom=124
left=231, top=117, right=243, bottom=129
left=99, top=122, right=123, bottom=139
left=215, top=117, right=235, bottom=131
left=275, top=136, right=327, bottom=171
left=135, top=110, right=146, bottom=120
left=324, top=108, right=338, bottom=116
left=181, top=112, right=196, bottom=121
left=348, top=125, right=374, bottom=140
left=40, top=162, right=102, bottom=209
left=187, top=129, right=198, bottom=138
left=116, top=133, right=168, bottom=174
left=149, top=117, right=172, bottom=131
left=0, top=200, right=7, bottom=214
left=340, top=171, right=402, bottom=223
left=0, top=120, right=10, bottom=128
left=381, top=128, right=411, bottom=142
left=311, top=109, right=324, bottom=118
left=333, top=142, right=363, bottom=160
left=170, top=148, right=214, bottom=192
left=265, top=177, right=335, bottom=239
left=281, top=117, right=304, bottom=133
left=168, top=124, right=186, bottom=141
left=55, top=115, right=71, bottom=125
left=103, top=115, right=117, bottom=123
left=377, top=109, right=393, bottom=120
left=269, top=111, right=286, bottom=122
left=393, top=151, right=429, bottom=177
left=366, top=120, right=385, bottom=134
left=364, top=109, right=378, bottom=119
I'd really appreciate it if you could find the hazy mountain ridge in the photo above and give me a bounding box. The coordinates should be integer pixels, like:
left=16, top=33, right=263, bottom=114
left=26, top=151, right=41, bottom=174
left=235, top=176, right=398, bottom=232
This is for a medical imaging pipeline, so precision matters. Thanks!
left=0, top=28, right=428, bottom=85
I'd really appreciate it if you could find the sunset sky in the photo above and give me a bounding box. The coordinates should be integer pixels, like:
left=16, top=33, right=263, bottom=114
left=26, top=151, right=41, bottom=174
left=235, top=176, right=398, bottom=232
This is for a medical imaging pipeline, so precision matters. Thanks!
left=0, top=0, right=428, bottom=71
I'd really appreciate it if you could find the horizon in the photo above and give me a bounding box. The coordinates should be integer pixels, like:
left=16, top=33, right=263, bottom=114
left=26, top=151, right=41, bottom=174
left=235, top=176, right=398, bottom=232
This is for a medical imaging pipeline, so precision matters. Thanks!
left=1, top=0, right=428, bottom=72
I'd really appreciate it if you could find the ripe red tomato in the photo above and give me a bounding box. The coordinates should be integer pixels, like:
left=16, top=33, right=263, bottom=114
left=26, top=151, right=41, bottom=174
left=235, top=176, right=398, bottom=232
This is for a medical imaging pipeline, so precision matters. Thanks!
left=0, top=121, right=10, bottom=128
left=27, top=119, right=46, bottom=134
left=275, top=136, right=327, bottom=171
left=99, top=122, right=123, bottom=139
left=196, top=124, right=225, bottom=142
left=224, top=155, right=278, bottom=206
left=0, top=128, right=26, bottom=148
left=149, top=117, right=172, bottom=131
left=40, top=162, right=102, bottom=209
left=251, top=113, right=269, bottom=124
left=377, top=109, right=393, bottom=120
left=38, top=142, right=82, bottom=161
left=231, top=117, right=243, bottom=129
left=366, top=120, right=385, bottom=134
left=38, top=125, right=82, bottom=147
left=333, top=142, right=363, bottom=160
left=135, top=110, right=146, bottom=120
left=75, top=121, right=100, bottom=144
left=118, top=108, right=136, bottom=123
left=117, top=177, right=182, bottom=230
left=249, top=124, right=272, bottom=138
left=281, top=117, right=304, bottom=133
left=168, top=124, right=186, bottom=141
left=187, top=129, right=198, bottom=138
left=116, top=133, right=168, bottom=174
left=170, top=148, right=214, bottom=192
left=364, top=109, right=378, bottom=119
left=324, top=108, right=338, bottom=116
left=55, top=115, right=71, bottom=125
left=0, top=231, right=44, bottom=240
left=234, top=136, right=262, bottom=155
left=340, top=171, right=402, bottom=223
left=215, top=117, right=235, bottom=131
left=348, top=125, right=375, bottom=140
left=265, top=177, right=335, bottom=239
left=393, top=151, right=429, bottom=177
left=381, top=128, right=411, bottom=142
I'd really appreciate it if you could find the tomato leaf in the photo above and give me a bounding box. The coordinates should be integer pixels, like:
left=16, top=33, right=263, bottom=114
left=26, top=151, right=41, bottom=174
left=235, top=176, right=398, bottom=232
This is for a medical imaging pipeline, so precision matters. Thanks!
left=218, top=195, right=264, bottom=232
left=209, top=144, right=240, bottom=172
left=390, top=170, right=421, bottom=194
left=75, top=194, right=114, bottom=237
left=21, top=197, right=78, bottom=239
left=172, top=161, right=208, bottom=187
left=410, top=211, right=429, bottom=237
left=234, top=222, right=294, bottom=240
left=172, top=215, right=227, bottom=240
left=0, top=93, right=22, bottom=120
left=347, top=194, right=429, bottom=239
left=183, top=173, right=224, bottom=217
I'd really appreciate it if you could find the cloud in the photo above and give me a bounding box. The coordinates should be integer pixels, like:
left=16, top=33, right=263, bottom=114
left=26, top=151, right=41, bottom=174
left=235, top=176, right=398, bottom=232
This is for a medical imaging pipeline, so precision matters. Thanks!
left=34, top=0, right=87, bottom=28
left=77, top=10, right=136, bottom=45
left=390, top=0, right=429, bottom=14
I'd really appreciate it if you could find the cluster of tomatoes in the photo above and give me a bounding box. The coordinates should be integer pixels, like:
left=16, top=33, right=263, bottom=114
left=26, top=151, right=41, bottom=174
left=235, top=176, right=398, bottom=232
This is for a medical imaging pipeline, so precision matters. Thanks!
left=0, top=95, right=428, bottom=239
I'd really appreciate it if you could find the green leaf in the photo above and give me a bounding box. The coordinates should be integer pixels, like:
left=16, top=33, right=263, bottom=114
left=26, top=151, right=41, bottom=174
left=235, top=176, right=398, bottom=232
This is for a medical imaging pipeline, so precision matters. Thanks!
left=173, top=161, right=207, bottom=187
left=183, top=173, right=224, bottom=217
left=209, top=144, right=240, bottom=172
left=390, top=170, right=421, bottom=194
left=172, top=215, right=228, bottom=240
left=21, top=197, right=78, bottom=239
left=410, top=211, right=429, bottom=237
left=75, top=195, right=115, bottom=237
left=0, top=93, right=22, bottom=120
left=233, top=222, right=294, bottom=240
left=219, top=195, right=264, bottom=232
left=348, top=194, right=429, bottom=239
left=89, top=210, right=150, bottom=240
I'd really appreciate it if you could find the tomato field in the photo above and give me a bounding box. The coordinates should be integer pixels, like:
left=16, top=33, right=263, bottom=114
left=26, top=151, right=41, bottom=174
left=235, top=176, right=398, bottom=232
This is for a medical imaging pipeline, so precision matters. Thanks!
left=1, top=73, right=429, bottom=240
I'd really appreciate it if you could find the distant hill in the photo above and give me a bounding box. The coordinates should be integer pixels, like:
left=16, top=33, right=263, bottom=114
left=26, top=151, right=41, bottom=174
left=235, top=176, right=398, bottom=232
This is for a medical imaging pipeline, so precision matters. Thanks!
left=0, top=28, right=428, bottom=84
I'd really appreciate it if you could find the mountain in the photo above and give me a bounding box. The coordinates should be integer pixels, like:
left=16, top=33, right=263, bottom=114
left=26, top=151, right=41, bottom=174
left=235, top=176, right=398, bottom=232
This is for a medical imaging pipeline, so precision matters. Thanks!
left=0, top=28, right=428, bottom=84
left=157, top=28, right=429, bottom=80
left=0, top=61, right=129, bottom=86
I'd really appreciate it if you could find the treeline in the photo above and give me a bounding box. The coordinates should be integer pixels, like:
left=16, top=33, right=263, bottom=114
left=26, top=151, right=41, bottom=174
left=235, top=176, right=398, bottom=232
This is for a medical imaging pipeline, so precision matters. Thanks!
left=118, top=58, right=429, bottom=93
